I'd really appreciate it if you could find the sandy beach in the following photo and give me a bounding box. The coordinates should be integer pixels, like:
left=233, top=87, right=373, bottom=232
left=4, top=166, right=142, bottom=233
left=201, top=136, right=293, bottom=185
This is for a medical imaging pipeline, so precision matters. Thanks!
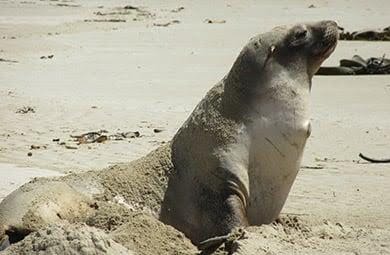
left=0, top=0, right=389, bottom=254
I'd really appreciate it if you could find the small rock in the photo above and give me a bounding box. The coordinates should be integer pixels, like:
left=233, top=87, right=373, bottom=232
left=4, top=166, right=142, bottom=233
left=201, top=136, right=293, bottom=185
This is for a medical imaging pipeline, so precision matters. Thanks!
left=40, top=55, right=54, bottom=59
left=308, top=4, right=316, bottom=8
left=52, top=138, right=60, bottom=142
left=65, top=145, right=78, bottom=150
left=27, top=152, right=32, bottom=156
left=204, top=19, right=226, bottom=24
left=123, top=5, right=139, bottom=10
left=123, top=131, right=140, bottom=138
left=171, top=7, right=184, bottom=13
left=153, top=128, right=164, bottom=133
left=94, top=135, right=108, bottom=143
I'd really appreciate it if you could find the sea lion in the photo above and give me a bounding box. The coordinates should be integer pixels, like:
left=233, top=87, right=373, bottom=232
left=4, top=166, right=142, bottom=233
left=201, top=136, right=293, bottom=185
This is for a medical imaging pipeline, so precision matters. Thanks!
left=160, top=20, right=338, bottom=245
left=0, top=20, right=338, bottom=251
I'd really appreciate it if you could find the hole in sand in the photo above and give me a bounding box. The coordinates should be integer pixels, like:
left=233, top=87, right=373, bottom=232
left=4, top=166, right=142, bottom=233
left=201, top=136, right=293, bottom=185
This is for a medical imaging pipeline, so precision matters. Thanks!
left=5, top=227, right=31, bottom=245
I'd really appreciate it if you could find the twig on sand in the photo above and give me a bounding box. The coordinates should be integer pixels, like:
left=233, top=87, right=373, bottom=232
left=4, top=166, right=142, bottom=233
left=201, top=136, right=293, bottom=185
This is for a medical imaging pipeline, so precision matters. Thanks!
left=301, top=165, right=324, bottom=169
left=55, top=3, right=81, bottom=7
left=84, top=19, right=126, bottom=23
left=153, top=20, right=180, bottom=27
left=0, top=58, right=18, bottom=63
left=359, top=153, right=390, bottom=163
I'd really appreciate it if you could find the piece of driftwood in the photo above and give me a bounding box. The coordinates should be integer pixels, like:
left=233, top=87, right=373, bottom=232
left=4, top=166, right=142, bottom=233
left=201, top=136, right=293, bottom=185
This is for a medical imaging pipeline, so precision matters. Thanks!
left=359, top=153, right=390, bottom=163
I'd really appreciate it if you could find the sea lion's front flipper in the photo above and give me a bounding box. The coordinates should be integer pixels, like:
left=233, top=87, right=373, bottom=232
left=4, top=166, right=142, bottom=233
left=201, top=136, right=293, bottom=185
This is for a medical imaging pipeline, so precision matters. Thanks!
left=196, top=179, right=248, bottom=249
left=198, top=227, right=246, bottom=252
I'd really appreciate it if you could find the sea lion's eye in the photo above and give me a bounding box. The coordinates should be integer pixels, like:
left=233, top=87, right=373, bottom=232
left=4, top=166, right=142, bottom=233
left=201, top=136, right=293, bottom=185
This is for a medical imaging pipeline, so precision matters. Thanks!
left=295, top=29, right=307, bottom=39
left=290, top=28, right=308, bottom=46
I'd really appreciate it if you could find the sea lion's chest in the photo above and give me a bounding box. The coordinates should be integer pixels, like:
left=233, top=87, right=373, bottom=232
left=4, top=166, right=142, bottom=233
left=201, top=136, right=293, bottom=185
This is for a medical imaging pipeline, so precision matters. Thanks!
left=245, top=82, right=311, bottom=224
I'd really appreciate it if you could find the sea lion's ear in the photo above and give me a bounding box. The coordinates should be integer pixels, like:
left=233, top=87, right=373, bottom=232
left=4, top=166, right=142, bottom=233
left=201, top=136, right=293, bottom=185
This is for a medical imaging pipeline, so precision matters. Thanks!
left=263, top=45, right=276, bottom=68
left=270, top=45, right=276, bottom=54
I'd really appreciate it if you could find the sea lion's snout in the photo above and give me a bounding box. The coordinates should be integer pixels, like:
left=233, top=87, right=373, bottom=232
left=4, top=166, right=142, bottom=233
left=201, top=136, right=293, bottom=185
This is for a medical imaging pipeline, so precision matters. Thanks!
left=273, top=20, right=338, bottom=62
left=311, top=20, right=339, bottom=58
left=302, top=20, right=338, bottom=76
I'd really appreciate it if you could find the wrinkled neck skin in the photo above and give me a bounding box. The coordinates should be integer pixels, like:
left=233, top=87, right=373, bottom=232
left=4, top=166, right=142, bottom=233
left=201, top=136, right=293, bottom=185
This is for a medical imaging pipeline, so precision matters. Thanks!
left=222, top=50, right=312, bottom=123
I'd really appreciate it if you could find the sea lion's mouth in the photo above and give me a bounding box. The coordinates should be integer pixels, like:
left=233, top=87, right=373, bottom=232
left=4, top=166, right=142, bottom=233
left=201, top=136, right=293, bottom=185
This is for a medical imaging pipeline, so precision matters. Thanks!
left=314, top=26, right=338, bottom=61
left=307, top=22, right=339, bottom=75
left=319, top=41, right=337, bottom=59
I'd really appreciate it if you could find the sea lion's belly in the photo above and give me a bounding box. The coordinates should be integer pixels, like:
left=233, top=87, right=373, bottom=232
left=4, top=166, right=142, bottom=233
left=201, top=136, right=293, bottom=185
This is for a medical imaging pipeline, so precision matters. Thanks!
left=246, top=101, right=310, bottom=225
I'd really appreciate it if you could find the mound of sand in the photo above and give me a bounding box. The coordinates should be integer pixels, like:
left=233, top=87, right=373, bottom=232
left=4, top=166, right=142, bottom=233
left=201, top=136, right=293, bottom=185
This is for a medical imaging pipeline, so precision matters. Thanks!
left=3, top=213, right=389, bottom=255
left=96, top=144, right=173, bottom=216
left=1, top=223, right=132, bottom=255
left=85, top=202, right=135, bottom=232
left=223, top=215, right=389, bottom=255
left=110, top=213, right=198, bottom=255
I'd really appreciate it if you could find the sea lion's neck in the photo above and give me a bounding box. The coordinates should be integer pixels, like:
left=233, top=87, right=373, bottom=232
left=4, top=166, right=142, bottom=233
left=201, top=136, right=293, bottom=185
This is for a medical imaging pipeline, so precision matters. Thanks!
left=222, top=56, right=311, bottom=121
left=222, top=57, right=262, bottom=121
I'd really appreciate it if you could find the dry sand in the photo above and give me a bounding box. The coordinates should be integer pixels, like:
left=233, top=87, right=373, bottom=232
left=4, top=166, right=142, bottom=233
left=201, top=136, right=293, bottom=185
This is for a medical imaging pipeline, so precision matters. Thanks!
left=0, top=0, right=390, bottom=254
left=2, top=223, right=133, bottom=255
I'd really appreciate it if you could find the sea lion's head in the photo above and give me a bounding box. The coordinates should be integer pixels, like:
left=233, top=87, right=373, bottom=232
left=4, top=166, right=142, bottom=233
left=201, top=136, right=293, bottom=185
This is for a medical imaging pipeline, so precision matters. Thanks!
left=227, top=20, right=339, bottom=87
left=273, top=20, right=339, bottom=77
